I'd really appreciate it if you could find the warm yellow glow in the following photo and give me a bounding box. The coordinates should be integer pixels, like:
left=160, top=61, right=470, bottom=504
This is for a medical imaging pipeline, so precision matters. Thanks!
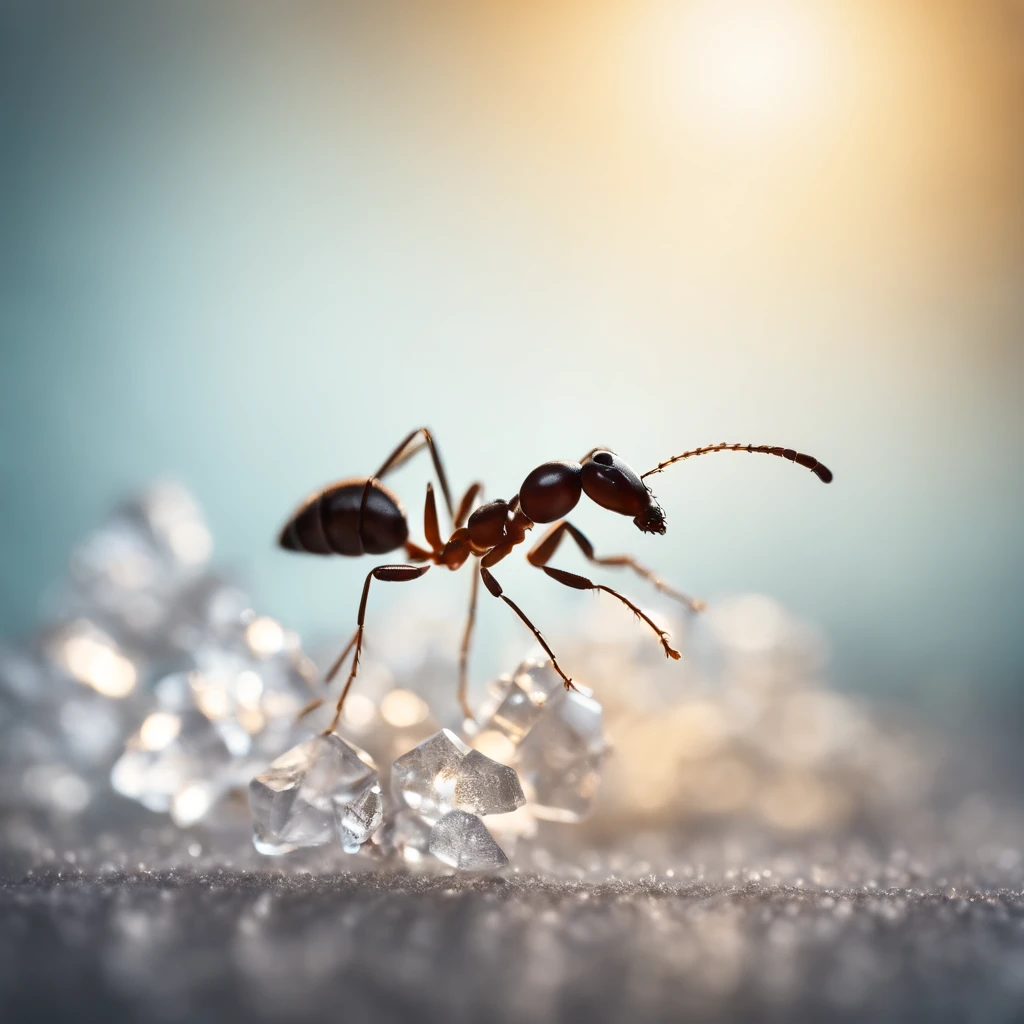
left=246, top=616, right=285, bottom=657
left=191, top=674, right=231, bottom=719
left=341, top=693, right=377, bottom=731
left=471, top=729, right=517, bottom=766
left=237, top=707, right=266, bottom=735
left=758, top=773, right=850, bottom=830
left=690, top=757, right=755, bottom=814
left=379, top=688, right=430, bottom=728
left=172, top=783, right=214, bottom=826
left=59, top=629, right=137, bottom=698
left=138, top=712, right=181, bottom=751
left=672, top=701, right=727, bottom=760
left=669, top=0, right=830, bottom=132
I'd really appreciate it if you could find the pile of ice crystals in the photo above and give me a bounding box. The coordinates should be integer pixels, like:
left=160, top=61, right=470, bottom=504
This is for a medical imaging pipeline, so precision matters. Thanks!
left=246, top=663, right=606, bottom=872
left=0, top=482, right=315, bottom=830
left=8, top=480, right=1012, bottom=885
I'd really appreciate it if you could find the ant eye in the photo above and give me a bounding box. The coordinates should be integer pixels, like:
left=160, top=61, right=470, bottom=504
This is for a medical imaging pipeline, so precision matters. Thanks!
left=581, top=451, right=656, bottom=525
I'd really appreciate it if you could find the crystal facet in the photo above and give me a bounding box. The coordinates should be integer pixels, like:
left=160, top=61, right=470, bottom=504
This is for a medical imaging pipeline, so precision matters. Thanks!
left=336, top=782, right=384, bottom=853
left=249, top=733, right=379, bottom=855
left=482, top=680, right=546, bottom=742
left=453, top=749, right=525, bottom=816
left=390, top=728, right=470, bottom=823
left=514, top=686, right=607, bottom=822
left=428, top=810, right=509, bottom=870
left=469, top=660, right=609, bottom=825
left=377, top=808, right=434, bottom=865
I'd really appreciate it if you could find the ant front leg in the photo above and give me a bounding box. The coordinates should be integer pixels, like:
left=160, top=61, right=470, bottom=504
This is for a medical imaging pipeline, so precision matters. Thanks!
left=403, top=481, right=450, bottom=564
left=527, top=522, right=681, bottom=659
left=423, top=482, right=444, bottom=553
left=539, top=565, right=681, bottom=661
left=478, top=565, right=577, bottom=691
left=323, top=563, right=431, bottom=734
left=454, top=481, right=484, bottom=529
left=528, top=520, right=705, bottom=612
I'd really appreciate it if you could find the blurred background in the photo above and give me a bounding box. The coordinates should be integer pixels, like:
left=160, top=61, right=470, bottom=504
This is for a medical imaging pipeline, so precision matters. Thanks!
left=1, top=0, right=1022, bottom=722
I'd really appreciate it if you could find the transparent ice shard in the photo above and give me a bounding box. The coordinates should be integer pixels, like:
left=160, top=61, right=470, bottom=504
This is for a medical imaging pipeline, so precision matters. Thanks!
left=390, top=728, right=525, bottom=827
left=248, top=733, right=378, bottom=855
left=474, top=660, right=564, bottom=741
left=390, top=728, right=469, bottom=823
left=336, top=783, right=384, bottom=853
left=512, top=661, right=565, bottom=705
left=453, top=749, right=525, bottom=816
left=377, top=808, right=434, bottom=866
left=480, top=680, right=546, bottom=742
left=428, top=810, right=508, bottom=870
left=514, top=686, right=608, bottom=823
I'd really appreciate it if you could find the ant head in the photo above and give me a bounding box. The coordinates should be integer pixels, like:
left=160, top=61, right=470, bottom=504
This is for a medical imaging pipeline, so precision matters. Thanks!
left=581, top=450, right=666, bottom=535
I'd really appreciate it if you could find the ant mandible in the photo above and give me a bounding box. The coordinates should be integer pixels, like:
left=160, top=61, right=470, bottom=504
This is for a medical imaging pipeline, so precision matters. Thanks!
left=279, top=428, right=832, bottom=732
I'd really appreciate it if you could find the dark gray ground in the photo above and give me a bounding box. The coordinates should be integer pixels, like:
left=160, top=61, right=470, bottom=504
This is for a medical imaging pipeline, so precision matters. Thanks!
left=2, top=867, right=1023, bottom=1024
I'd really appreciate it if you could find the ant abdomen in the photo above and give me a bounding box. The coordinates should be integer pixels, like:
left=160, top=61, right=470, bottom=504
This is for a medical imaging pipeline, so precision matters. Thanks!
left=279, top=477, right=409, bottom=556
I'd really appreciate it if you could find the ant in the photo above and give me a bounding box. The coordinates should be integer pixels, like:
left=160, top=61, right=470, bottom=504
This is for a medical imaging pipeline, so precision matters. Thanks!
left=279, top=427, right=832, bottom=732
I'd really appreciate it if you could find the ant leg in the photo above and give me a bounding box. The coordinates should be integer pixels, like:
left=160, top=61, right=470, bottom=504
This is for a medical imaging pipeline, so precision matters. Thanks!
left=457, top=566, right=480, bottom=721
left=356, top=428, right=456, bottom=547
left=323, top=629, right=360, bottom=685
left=479, top=566, right=576, bottom=691
left=405, top=541, right=434, bottom=562
left=371, top=427, right=455, bottom=520
left=423, top=482, right=443, bottom=552
left=480, top=540, right=515, bottom=568
left=296, top=696, right=325, bottom=722
left=538, top=565, right=681, bottom=660
left=454, top=482, right=484, bottom=529
left=527, top=521, right=704, bottom=611
left=323, top=564, right=431, bottom=734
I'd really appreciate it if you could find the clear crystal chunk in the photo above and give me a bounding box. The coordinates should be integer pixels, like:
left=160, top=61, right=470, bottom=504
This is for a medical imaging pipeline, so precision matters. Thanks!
left=248, top=733, right=378, bottom=854
left=475, top=660, right=564, bottom=739
left=482, top=681, right=546, bottom=742
left=514, top=686, right=607, bottom=823
left=336, top=783, right=384, bottom=853
left=512, top=661, right=565, bottom=704
left=453, top=749, right=525, bottom=816
left=391, top=728, right=524, bottom=826
left=377, top=808, right=434, bottom=866
left=428, top=810, right=508, bottom=870
left=390, top=728, right=470, bottom=823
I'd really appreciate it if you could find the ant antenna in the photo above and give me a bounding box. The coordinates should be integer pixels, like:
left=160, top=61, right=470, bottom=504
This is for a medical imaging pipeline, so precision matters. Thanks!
left=642, top=443, right=833, bottom=483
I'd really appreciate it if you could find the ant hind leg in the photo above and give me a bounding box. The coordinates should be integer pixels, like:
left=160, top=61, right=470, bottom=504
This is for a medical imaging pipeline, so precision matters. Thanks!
left=528, top=520, right=704, bottom=612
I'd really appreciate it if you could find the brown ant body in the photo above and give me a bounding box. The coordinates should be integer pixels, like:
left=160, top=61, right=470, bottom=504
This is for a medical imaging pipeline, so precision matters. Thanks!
left=279, top=428, right=832, bottom=731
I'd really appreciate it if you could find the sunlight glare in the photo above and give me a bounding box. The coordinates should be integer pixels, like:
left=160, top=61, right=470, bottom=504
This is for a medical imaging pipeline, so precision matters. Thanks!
left=672, top=0, right=830, bottom=133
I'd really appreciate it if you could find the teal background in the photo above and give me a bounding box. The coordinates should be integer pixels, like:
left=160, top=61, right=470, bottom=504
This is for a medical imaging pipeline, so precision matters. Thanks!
left=1, top=2, right=1022, bottom=711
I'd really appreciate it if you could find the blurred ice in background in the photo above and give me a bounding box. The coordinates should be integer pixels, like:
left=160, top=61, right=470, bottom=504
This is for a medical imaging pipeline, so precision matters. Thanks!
left=1, top=0, right=1022, bottom=738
